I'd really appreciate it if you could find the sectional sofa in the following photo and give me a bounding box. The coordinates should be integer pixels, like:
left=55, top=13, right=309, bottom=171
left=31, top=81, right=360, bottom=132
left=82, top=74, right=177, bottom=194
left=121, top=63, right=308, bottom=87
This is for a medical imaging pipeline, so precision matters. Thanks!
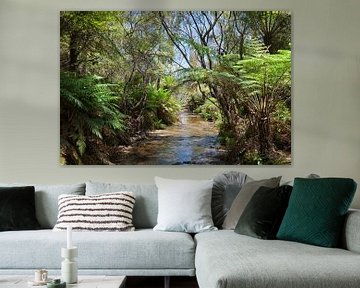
left=0, top=177, right=359, bottom=288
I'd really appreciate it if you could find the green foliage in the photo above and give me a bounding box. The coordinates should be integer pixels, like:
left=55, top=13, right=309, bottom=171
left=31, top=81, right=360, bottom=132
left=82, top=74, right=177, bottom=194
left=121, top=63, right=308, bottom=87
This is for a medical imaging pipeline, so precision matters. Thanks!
left=243, top=150, right=289, bottom=165
left=246, top=11, right=291, bottom=54
left=235, top=48, right=291, bottom=94
left=60, top=11, right=122, bottom=74
left=60, top=72, right=124, bottom=160
left=194, top=97, right=221, bottom=123
left=173, top=39, right=291, bottom=164
left=187, top=93, right=203, bottom=112
left=273, top=101, right=291, bottom=122
left=145, top=85, right=181, bottom=129
left=272, top=101, right=291, bottom=152
left=244, top=150, right=264, bottom=165
left=161, top=75, right=177, bottom=90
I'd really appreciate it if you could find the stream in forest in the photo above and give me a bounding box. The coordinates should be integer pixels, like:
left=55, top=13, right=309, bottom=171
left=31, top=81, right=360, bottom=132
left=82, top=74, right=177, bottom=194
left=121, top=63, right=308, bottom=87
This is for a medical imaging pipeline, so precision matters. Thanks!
left=116, top=112, right=226, bottom=165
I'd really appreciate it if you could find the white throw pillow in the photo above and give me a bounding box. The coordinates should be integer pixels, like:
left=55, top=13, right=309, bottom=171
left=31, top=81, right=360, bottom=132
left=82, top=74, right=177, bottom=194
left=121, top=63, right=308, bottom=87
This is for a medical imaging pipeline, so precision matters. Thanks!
left=53, top=192, right=135, bottom=231
left=153, top=177, right=217, bottom=233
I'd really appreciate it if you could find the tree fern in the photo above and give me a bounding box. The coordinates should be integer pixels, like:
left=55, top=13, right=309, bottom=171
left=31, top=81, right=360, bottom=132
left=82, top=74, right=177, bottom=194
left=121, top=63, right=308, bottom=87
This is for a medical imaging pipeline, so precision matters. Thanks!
left=233, top=40, right=291, bottom=160
left=60, top=72, right=125, bottom=161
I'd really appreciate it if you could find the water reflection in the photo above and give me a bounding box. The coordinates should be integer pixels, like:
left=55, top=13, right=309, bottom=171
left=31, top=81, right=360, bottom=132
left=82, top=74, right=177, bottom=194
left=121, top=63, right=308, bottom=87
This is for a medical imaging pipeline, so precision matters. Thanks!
left=116, top=112, right=226, bottom=165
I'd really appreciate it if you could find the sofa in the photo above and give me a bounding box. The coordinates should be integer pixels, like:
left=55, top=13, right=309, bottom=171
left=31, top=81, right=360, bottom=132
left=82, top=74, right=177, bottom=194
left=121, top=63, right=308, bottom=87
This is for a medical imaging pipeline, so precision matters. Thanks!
left=0, top=176, right=359, bottom=288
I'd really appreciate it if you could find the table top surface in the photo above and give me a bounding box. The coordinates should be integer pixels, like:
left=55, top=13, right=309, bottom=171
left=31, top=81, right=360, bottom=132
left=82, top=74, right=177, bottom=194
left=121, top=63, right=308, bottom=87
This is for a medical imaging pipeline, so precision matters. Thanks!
left=0, top=275, right=126, bottom=288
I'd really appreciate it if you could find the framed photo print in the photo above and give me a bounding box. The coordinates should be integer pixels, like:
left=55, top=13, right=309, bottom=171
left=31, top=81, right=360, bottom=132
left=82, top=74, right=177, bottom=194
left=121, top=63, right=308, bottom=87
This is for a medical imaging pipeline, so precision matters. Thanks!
left=60, top=11, right=291, bottom=165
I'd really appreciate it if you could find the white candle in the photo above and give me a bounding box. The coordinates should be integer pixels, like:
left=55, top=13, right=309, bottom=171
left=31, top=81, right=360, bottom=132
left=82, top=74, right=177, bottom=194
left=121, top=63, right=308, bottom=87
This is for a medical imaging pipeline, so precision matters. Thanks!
left=67, top=225, right=72, bottom=249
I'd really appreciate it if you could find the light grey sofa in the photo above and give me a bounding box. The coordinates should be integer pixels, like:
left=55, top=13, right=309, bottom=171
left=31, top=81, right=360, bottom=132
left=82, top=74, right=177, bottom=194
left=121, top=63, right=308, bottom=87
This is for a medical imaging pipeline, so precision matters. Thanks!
left=0, top=181, right=359, bottom=288
left=0, top=182, right=195, bottom=281
left=195, top=211, right=360, bottom=288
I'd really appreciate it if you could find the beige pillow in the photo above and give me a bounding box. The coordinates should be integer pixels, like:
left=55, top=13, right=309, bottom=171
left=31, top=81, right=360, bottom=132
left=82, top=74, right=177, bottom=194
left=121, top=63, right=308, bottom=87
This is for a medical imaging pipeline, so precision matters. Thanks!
left=222, top=177, right=281, bottom=230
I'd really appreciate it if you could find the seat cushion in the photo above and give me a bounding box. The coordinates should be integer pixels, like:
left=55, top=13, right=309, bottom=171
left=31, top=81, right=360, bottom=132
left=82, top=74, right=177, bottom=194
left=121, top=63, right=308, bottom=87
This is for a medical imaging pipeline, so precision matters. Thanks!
left=195, top=230, right=360, bottom=288
left=0, top=229, right=195, bottom=271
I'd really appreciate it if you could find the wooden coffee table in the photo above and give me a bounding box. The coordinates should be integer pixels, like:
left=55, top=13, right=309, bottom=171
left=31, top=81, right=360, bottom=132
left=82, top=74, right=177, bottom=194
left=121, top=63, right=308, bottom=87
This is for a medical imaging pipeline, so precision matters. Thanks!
left=0, top=275, right=126, bottom=288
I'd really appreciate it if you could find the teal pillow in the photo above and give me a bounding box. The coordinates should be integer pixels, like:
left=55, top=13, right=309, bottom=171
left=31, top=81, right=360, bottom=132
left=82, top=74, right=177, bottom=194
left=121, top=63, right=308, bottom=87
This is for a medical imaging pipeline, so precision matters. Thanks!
left=277, top=178, right=357, bottom=247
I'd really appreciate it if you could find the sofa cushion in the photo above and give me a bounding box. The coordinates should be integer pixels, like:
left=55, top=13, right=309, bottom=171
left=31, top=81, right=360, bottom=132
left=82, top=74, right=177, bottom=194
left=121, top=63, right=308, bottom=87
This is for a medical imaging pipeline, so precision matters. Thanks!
left=0, top=183, right=86, bottom=229
left=222, top=177, right=281, bottom=229
left=153, top=177, right=216, bottom=233
left=53, top=192, right=136, bottom=232
left=212, top=171, right=251, bottom=228
left=195, top=230, right=360, bottom=288
left=277, top=178, right=357, bottom=247
left=0, top=229, right=195, bottom=272
left=234, top=185, right=292, bottom=239
left=0, top=186, right=40, bottom=231
left=86, top=182, right=158, bottom=229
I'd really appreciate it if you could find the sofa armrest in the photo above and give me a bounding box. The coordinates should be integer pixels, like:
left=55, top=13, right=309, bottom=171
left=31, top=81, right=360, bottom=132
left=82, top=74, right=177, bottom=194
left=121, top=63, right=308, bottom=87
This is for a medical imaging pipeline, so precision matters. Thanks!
left=342, top=209, right=360, bottom=253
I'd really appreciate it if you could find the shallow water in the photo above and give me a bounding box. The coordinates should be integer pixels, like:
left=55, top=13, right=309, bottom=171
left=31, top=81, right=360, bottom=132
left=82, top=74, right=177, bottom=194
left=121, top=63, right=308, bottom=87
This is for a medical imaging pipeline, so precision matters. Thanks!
left=117, top=112, right=226, bottom=165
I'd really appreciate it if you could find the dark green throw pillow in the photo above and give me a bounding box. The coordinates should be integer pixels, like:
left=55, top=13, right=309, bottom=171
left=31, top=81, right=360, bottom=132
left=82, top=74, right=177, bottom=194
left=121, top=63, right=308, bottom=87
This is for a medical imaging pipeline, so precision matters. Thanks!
left=234, top=185, right=293, bottom=239
left=276, top=178, right=357, bottom=247
left=0, top=186, right=41, bottom=231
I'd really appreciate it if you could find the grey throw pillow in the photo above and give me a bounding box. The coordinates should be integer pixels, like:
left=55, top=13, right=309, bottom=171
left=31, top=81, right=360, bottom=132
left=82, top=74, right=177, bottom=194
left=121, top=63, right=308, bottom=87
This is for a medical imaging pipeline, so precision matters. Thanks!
left=34, top=184, right=86, bottom=228
left=283, top=173, right=320, bottom=186
left=86, top=181, right=158, bottom=229
left=212, top=171, right=251, bottom=228
left=222, top=177, right=281, bottom=230
left=153, top=177, right=217, bottom=233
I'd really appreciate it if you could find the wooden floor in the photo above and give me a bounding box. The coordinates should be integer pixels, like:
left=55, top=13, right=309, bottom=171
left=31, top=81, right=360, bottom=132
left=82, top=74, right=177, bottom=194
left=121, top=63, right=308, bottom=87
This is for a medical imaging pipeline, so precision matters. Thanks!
left=126, top=276, right=199, bottom=288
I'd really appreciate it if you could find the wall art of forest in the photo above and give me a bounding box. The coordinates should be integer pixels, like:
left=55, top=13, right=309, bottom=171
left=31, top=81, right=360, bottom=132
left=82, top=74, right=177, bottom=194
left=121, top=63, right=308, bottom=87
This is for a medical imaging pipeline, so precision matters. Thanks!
left=60, top=11, right=291, bottom=165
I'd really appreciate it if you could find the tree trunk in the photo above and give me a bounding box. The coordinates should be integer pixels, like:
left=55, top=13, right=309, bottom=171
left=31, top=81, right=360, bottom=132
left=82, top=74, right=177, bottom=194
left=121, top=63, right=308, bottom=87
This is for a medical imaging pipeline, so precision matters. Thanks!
left=263, top=33, right=277, bottom=54
left=69, top=32, right=79, bottom=72
left=257, top=112, right=271, bottom=160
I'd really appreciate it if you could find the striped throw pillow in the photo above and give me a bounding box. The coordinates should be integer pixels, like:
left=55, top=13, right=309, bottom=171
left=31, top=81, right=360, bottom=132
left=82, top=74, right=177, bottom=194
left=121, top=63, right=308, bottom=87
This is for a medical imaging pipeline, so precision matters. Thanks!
left=53, top=192, right=136, bottom=231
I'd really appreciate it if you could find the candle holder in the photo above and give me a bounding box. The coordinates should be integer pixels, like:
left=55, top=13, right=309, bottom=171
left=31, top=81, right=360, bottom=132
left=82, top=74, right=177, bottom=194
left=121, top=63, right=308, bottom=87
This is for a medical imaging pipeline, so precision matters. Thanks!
left=61, top=247, right=78, bottom=284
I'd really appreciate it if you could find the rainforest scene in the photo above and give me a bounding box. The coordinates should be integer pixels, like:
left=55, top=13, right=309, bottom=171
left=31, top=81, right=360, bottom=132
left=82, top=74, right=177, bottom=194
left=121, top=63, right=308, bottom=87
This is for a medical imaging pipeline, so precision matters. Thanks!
left=60, top=11, right=291, bottom=165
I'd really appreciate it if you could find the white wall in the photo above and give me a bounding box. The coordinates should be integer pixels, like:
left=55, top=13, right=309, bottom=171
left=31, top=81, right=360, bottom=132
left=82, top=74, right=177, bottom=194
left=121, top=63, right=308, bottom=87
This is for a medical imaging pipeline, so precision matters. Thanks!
left=0, top=0, right=359, bottom=208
